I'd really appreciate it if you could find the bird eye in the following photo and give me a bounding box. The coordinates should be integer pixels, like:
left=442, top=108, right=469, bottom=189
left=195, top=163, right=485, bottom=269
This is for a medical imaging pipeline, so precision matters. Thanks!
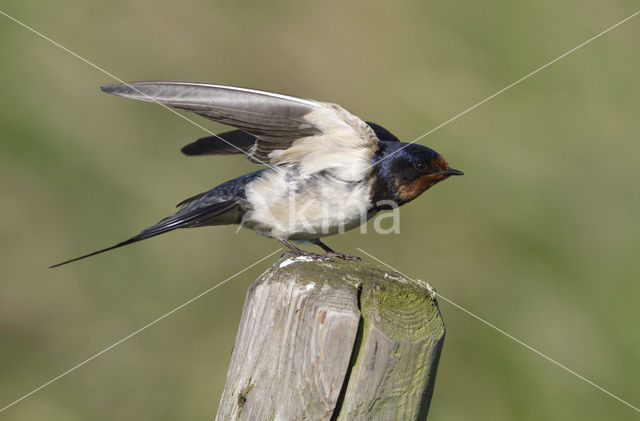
left=413, top=161, right=427, bottom=172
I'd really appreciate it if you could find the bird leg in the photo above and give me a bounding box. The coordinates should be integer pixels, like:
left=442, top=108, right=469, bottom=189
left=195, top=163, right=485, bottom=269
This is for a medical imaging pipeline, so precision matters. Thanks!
left=310, top=239, right=362, bottom=262
left=310, top=238, right=336, bottom=253
left=280, top=239, right=327, bottom=260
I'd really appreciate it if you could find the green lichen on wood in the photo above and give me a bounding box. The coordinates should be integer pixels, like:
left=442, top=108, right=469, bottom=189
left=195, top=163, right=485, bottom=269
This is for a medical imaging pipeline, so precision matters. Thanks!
left=337, top=269, right=444, bottom=420
left=263, top=255, right=445, bottom=420
left=365, top=275, right=444, bottom=343
left=263, top=255, right=420, bottom=291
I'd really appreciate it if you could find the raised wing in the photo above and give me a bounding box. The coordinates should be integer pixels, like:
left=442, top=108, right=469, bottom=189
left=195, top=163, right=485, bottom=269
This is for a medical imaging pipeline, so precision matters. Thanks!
left=101, top=82, right=380, bottom=172
left=181, top=122, right=399, bottom=157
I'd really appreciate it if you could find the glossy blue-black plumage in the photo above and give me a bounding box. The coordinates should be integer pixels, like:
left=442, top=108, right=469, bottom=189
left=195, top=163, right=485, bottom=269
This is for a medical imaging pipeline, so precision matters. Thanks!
left=177, top=170, right=264, bottom=208
left=50, top=120, right=460, bottom=267
left=370, top=141, right=444, bottom=207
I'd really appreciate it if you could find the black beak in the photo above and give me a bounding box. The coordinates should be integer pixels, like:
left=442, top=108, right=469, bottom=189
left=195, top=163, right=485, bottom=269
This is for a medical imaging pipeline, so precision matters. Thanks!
left=443, top=167, right=464, bottom=176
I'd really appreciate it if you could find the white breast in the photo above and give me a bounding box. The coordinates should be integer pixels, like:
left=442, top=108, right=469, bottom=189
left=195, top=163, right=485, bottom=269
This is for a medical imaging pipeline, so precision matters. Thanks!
left=242, top=167, right=374, bottom=240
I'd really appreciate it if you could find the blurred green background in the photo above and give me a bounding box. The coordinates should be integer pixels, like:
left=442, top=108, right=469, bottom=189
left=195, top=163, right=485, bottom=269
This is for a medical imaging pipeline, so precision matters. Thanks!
left=1, top=1, right=639, bottom=420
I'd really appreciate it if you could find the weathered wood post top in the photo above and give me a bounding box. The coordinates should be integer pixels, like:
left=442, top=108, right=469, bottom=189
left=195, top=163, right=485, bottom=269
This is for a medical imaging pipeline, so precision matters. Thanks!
left=216, top=255, right=445, bottom=421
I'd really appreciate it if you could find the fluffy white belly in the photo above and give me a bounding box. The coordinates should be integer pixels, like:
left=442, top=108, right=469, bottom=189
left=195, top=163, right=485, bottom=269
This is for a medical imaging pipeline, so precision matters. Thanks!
left=242, top=169, right=374, bottom=240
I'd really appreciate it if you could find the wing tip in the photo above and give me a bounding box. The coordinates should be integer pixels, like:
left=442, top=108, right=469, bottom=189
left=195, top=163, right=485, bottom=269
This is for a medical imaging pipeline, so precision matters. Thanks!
left=101, top=82, right=150, bottom=95
left=101, top=83, right=125, bottom=95
left=180, top=143, right=198, bottom=156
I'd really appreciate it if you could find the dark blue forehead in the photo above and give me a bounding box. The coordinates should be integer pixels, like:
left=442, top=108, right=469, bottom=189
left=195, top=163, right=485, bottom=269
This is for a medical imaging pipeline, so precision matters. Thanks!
left=379, top=141, right=441, bottom=163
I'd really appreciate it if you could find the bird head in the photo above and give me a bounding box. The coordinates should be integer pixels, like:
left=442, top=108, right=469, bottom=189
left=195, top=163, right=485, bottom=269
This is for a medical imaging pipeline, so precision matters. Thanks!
left=373, top=142, right=463, bottom=206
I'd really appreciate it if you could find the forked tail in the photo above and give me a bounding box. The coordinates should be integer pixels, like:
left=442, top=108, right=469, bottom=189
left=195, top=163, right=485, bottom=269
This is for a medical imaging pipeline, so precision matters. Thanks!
left=50, top=200, right=239, bottom=268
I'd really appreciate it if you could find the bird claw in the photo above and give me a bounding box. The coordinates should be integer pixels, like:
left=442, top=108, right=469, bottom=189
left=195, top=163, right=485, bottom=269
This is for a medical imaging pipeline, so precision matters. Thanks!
left=323, top=252, right=363, bottom=262
left=282, top=250, right=328, bottom=260
left=281, top=249, right=362, bottom=262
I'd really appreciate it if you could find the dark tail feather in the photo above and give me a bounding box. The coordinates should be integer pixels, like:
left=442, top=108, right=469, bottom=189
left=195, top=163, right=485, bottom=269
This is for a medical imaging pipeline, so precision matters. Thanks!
left=181, top=129, right=257, bottom=156
left=50, top=200, right=239, bottom=268
left=49, top=236, right=145, bottom=268
left=49, top=220, right=181, bottom=268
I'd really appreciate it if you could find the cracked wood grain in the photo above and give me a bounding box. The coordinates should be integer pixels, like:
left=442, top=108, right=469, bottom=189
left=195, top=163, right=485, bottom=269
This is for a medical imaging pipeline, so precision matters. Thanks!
left=216, top=256, right=445, bottom=421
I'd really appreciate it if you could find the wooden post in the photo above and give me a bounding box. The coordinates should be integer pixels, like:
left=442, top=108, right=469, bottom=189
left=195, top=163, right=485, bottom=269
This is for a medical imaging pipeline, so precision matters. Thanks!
left=216, top=255, right=445, bottom=421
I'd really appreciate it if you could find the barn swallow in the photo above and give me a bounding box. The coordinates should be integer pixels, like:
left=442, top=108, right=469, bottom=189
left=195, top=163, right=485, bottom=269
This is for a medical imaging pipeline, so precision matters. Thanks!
left=50, top=82, right=462, bottom=267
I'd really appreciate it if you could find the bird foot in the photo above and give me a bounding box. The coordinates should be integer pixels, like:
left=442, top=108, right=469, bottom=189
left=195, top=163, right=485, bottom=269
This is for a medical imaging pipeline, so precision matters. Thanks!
left=281, top=249, right=329, bottom=261
left=322, top=252, right=363, bottom=262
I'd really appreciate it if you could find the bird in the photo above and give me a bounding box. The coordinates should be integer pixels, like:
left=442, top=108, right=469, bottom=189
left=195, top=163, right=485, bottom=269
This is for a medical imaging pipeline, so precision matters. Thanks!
left=50, top=81, right=463, bottom=268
